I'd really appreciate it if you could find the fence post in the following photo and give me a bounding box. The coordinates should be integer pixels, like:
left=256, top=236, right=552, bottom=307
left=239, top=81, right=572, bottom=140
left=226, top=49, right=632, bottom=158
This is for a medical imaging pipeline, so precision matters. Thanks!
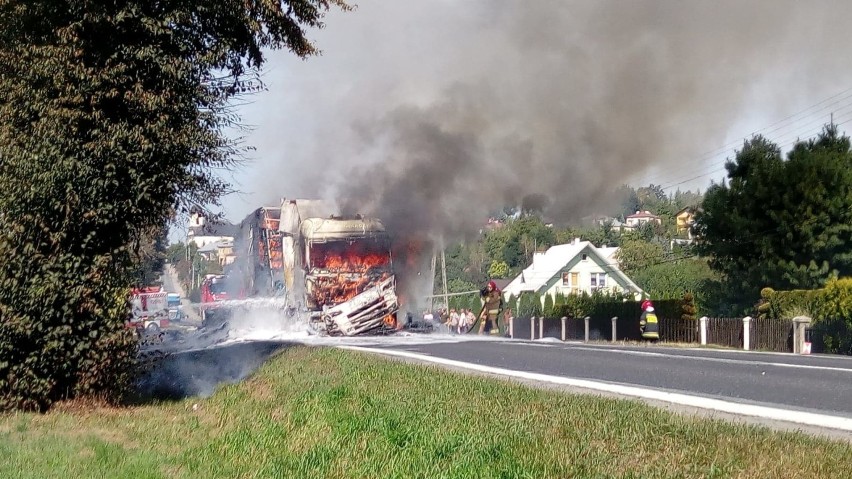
left=699, top=316, right=708, bottom=346
left=539, top=316, right=544, bottom=339
left=743, top=316, right=752, bottom=351
left=530, top=316, right=535, bottom=340
left=561, top=317, right=567, bottom=341
left=792, top=316, right=812, bottom=354
left=611, top=317, right=618, bottom=342
left=509, top=316, right=514, bottom=339
left=584, top=316, right=590, bottom=342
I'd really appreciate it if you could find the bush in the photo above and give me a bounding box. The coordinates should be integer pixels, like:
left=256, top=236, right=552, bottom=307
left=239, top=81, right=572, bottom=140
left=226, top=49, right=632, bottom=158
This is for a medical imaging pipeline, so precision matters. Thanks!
left=810, top=317, right=852, bottom=355
left=759, top=278, right=852, bottom=355
left=681, top=293, right=697, bottom=321
left=0, top=259, right=138, bottom=411
left=542, top=294, right=555, bottom=318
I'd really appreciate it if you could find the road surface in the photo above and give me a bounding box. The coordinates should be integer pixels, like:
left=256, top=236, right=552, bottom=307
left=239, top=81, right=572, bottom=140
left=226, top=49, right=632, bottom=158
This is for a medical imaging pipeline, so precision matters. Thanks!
left=160, top=264, right=201, bottom=325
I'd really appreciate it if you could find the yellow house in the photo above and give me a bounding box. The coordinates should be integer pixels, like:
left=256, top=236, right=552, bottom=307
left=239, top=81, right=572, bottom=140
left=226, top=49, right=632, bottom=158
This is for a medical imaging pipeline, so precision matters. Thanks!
left=675, top=206, right=697, bottom=236
left=216, top=240, right=236, bottom=266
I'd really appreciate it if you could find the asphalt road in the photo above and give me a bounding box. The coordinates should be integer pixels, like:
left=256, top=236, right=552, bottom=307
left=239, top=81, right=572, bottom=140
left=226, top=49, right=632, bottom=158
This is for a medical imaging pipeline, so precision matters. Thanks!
left=366, top=339, right=852, bottom=419
left=160, top=264, right=201, bottom=325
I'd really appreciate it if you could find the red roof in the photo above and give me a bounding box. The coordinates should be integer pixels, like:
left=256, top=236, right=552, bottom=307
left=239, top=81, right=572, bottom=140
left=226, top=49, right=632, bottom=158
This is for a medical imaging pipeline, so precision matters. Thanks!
left=626, top=211, right=660, bottom=219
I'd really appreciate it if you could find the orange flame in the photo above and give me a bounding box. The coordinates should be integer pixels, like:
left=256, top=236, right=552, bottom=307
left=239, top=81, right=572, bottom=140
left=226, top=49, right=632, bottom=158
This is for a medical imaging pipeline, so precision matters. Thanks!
left=310, top=243, right=392, bottom=308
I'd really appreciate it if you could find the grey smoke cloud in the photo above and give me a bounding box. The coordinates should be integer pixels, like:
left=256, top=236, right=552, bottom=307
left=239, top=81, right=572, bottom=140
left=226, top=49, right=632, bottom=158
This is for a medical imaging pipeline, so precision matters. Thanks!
left=231, top=0, right=852, bottom=245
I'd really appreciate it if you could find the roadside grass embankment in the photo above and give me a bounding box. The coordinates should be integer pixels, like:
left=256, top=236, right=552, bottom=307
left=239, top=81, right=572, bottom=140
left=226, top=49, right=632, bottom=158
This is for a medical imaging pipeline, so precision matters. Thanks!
left=1, top=346, right=850, bottom=478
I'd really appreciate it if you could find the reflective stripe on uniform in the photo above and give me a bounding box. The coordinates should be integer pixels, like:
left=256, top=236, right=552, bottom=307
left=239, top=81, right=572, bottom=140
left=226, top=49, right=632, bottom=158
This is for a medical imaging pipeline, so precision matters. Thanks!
left=488, top=309, right=499, bottom=315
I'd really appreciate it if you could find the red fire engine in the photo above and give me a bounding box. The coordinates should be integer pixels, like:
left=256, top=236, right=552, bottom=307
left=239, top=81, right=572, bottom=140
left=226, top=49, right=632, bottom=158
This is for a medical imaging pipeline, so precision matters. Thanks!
left=127, top=286, right=170, bottom=334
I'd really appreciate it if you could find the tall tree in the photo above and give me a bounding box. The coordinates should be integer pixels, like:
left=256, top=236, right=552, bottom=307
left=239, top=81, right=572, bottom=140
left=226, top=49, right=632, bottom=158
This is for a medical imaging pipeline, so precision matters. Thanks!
left=0, top=0, right=348, bottom=411
left=612, top=184, right=640, bottom=219
left=614, top=239, right=666, bottom=273
left=694, top=126, right=852, bottom=311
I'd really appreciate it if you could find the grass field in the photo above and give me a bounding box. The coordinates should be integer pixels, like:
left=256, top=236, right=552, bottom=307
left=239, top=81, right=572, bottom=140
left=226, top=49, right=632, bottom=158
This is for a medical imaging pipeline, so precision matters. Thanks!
left=1, top=346, right=850, bottom=478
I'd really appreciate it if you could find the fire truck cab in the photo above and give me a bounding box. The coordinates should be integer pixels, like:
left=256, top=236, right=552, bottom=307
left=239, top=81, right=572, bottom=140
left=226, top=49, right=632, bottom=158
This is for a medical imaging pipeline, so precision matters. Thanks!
left=199, top=274, right=234, bottom=327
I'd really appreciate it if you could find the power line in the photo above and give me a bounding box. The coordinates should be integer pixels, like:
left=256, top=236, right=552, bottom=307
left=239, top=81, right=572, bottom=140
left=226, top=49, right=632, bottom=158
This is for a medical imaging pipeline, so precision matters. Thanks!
left=628, top=86, right=852, bottom=190
left=655, top=109, right=852, bottom=192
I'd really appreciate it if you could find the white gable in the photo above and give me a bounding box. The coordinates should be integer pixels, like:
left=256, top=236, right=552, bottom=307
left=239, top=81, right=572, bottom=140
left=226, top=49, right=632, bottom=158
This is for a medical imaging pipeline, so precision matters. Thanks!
left=502, top=240, right=642, bottom=300
left=502, top=241, right=587, bottom=297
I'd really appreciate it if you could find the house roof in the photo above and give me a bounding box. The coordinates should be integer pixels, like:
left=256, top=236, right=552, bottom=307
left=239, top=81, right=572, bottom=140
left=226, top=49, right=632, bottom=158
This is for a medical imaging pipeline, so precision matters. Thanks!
left=675, top=205, right=702, bottom=216
left=198, top=240, right=226, bottom=253
left=502, top=240, right=642, bottom=297
left=190, top=220, right=239, bottom=237
left=626, top=210, right=660, bottom=219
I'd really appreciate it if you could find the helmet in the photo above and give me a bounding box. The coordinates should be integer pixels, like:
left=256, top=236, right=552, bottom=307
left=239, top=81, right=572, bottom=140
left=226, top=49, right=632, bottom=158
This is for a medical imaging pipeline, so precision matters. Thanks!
left=641, top=299, right=652, bottom=311
left=487, top=280, right=499, bottom=291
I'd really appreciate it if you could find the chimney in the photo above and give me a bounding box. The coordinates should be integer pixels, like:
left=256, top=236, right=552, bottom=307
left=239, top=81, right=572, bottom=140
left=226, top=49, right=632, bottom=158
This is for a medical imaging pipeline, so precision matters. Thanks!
left=573, top=237, right=581, bottom=245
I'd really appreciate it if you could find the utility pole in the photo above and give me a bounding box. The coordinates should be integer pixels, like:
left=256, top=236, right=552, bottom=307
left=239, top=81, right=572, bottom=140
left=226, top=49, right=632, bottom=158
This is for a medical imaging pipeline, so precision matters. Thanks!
left=440, top=243, right=449, bottom=311
left=429, top=251, right=437, bottom=311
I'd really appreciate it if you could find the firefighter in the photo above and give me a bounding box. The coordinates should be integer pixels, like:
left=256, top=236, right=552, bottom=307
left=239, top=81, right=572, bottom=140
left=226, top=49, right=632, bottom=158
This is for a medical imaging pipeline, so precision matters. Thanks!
left=639, top=299, right=660, bottom=342
left=478, top=280, right=503, bottom=335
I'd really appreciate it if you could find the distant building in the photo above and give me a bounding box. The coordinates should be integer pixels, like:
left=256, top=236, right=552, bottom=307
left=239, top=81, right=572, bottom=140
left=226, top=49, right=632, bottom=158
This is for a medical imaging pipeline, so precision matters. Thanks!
left=485, top=217, right=505, bottom=230
left=216, top=239, right=236, bottom=266
left=624, top=210, right=661, bottom=230
left=187, top=212, right=238, bottom=248
left=582, top=214, right=626, bottom=231
left=675, top=206, right=698, bottom=237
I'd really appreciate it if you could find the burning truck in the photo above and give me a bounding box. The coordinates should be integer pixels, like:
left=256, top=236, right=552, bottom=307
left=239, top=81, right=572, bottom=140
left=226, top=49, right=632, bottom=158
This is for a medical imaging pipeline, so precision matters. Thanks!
left=231, top=199, right=400, bottom=336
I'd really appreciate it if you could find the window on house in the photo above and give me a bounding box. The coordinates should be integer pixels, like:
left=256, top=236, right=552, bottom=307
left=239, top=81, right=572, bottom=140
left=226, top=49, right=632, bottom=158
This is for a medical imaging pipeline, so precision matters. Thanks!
left=562, top=272, right=580, bottom=294
left=590, top=273, right=607, bottom=292
left=581, top=253, right=588, bottom=261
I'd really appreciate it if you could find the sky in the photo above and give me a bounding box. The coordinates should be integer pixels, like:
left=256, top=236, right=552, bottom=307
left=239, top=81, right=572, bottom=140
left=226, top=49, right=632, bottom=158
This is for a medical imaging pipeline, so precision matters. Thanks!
left=183, top=0, right=852, bottom=242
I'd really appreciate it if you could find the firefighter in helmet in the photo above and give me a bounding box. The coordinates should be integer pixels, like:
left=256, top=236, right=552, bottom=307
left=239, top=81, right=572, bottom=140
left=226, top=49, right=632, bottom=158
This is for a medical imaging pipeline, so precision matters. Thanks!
left=639, top=299, right=660, bottom=342
left=478, top=280, right=503, bottom=335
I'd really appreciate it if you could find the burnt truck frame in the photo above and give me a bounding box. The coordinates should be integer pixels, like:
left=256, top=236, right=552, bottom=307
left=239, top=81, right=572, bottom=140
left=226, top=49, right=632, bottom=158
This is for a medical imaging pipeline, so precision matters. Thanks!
left=235, top=206, right=284, bottom=298
left=279, top=199, right=399, bottom=336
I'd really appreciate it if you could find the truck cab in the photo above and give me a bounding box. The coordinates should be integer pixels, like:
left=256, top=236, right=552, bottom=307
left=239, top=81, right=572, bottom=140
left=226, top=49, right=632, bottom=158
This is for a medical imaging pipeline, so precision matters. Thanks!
left=290, top=213, right=399, bottom=335
left=167, top=293, right=182, bottom=322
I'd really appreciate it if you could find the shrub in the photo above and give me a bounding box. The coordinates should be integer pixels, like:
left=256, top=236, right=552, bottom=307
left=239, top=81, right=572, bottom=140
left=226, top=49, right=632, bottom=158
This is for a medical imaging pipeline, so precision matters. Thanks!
left=760, top=278, right=852, bottom=355
left=542, top=294, right=555, bottom=318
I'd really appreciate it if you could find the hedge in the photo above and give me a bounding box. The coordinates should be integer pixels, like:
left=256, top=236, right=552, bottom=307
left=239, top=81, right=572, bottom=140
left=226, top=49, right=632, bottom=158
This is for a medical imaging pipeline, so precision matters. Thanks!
left=758, top=278, right=852, bottom=354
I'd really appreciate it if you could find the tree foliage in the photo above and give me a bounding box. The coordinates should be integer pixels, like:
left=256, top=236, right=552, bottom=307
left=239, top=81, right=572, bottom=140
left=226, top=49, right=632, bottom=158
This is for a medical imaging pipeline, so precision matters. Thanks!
left=629, top=258, right=720, bottom=313
left=694, top=126, right=852, bottom=311
left=487, top=260, right=510, bottom=279
left=614, top=239, right=665, bottom=273
left=0, top=0, right=347, bottom=411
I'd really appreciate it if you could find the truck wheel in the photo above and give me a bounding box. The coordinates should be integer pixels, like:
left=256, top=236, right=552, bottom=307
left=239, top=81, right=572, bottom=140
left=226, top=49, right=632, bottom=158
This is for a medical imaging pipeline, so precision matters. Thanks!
left=146, top=322, right=160, bottom=335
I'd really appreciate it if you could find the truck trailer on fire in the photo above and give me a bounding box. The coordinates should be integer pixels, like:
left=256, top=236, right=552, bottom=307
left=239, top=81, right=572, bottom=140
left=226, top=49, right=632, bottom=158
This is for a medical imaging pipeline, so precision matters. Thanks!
left=232, top=199, right=400, bottom=336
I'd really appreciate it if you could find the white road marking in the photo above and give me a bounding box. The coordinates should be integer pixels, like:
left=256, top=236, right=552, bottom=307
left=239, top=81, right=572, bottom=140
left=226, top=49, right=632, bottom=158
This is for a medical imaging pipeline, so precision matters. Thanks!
left=341, top=345, right=852, bottom=433
left=561, top=345, right=852, bottom=373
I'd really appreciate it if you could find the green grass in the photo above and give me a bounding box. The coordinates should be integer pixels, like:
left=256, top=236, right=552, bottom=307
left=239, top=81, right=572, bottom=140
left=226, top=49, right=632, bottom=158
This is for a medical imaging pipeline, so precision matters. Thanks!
left=2, top=346, right=851, bottom=478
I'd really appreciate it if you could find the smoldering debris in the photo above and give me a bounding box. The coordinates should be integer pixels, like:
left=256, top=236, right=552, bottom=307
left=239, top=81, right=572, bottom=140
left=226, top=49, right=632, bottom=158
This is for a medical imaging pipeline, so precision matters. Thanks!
left=134, top=341, right=292, bottom=401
